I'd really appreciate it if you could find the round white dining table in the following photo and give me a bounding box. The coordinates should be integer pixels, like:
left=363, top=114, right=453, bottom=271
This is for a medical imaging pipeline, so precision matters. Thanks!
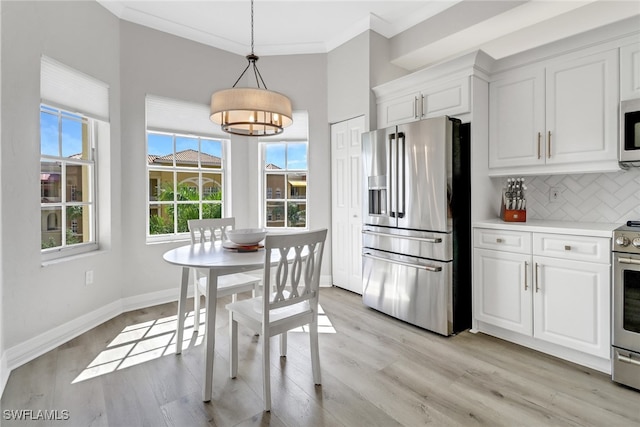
left=162, top=240, right=289, bottom=402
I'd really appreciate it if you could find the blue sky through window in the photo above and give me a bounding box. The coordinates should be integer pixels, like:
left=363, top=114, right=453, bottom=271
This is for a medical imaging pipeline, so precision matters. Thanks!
left=40, top=107, right=84, bottom=158
left=265, top=143, right=307, bottom=170
left=147, top=133, right=223, bottom=158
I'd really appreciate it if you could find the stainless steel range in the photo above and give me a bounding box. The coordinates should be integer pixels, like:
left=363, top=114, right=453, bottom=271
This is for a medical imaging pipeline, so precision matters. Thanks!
left=611, top=224, right=640, bottom=390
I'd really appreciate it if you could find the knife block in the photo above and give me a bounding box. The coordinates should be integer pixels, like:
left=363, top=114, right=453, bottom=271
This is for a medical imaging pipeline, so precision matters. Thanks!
left=501, top=200, right=526, bottom=222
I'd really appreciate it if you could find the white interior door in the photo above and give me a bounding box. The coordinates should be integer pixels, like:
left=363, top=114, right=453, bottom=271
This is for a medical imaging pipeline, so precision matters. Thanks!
left=331, top=116, right=365, bottom=294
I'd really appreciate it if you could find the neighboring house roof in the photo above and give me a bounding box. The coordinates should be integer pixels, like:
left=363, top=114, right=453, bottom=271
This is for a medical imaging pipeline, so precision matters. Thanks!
left=149, top=149, right=221, bottom=167
left=266, top=163, right=282, bottom=170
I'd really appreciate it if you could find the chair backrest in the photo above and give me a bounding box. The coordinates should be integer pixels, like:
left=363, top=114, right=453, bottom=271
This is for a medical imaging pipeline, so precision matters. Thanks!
left=262, top=229, right=328, bottom=314
left=188, top=218, right=235, bottom=244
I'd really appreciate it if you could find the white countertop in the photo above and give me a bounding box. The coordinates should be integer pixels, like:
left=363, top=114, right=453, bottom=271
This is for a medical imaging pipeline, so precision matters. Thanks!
left=473, top=218, right=618, bottom=238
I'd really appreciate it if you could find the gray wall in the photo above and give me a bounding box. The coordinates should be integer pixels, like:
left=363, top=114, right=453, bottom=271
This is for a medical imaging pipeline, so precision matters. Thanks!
left=1, top=1, right=121, bottom=349
left=327, top=29, right=409, bottom=130
left=119, top=21, right=330, bottom=298
left=0, top=0, right=4, bottom=390
left=327, top=31, right=371, bottom=126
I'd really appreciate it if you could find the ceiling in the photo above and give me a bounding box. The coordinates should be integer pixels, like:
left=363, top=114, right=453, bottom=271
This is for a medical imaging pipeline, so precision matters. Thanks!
left=98, top=0, right=640, bottom=71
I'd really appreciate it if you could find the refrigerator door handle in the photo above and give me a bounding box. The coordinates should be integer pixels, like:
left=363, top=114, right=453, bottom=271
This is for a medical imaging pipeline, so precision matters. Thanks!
left=363, top=252, right=442, bottom=272
left=397, top=132, right=406, bottom=218
left=362, top=230, right=442, bottom=244
left=388, top=133, right=397, bottom=218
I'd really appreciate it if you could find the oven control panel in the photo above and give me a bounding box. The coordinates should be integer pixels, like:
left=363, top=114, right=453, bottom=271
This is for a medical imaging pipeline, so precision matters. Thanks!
left=613, top=225, right=640, bottom=254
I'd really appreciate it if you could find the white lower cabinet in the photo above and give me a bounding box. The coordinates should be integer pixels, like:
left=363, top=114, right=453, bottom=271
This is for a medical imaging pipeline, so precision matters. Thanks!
left=473, top=227, right=611, bottom=367
left=474, top=248, right=532, bottom=336
left=533, top=256, right=610, bottom=358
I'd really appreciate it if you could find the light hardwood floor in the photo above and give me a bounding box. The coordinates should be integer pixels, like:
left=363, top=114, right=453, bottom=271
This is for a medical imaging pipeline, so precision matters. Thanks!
left=2, top=287, right=639, bottom=426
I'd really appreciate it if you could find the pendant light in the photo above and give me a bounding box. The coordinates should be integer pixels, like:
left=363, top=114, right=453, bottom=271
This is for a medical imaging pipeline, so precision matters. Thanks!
left=210, top=0, right=293, bottom=136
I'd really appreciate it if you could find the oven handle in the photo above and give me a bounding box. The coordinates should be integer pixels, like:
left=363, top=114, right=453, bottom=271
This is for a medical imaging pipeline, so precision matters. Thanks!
left=362, top=230, right=442, bottom=244
left=618, top=257, right=640, bottom=266
left=617, top=353, right=640, bottom=367
left=363, top=252, right=442, bottom=272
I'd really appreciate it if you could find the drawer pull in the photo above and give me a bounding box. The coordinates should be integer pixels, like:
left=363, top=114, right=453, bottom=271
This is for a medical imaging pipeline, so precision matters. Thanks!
left=496, top=238, right=504, bottom=243
left=564, top=245, right=571, bottom=251
left=618, top=354, right=640, bottom=367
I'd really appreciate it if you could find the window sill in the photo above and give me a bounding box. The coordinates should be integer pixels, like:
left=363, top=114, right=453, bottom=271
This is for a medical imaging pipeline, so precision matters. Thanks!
left=145, top=235, right=191, bottom=245
left=41, top=244, right=105, bottom=267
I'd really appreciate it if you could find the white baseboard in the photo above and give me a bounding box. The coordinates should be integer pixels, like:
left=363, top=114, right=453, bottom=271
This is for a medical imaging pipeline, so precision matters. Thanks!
left=320, top=274, right=332, bottom=287
left=121, top=288, right=183, bottom=312
left=4, top=299, right=123, bottom=373
left=2, top=287, right=186, bottom=397
left=0, top=350, right=9, bottom=399
left=477, top=322, right=611, bottom=374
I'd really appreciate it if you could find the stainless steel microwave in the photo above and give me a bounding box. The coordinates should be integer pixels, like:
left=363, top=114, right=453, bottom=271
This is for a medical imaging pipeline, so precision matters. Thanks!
left=620, top=98, right=640, bottom=165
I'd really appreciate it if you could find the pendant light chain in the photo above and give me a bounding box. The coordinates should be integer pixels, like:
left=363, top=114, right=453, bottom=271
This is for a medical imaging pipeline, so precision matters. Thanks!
left=231, top=0, right=267, bottom=90
left=250, top=0, right=254, bottom=55
left=210, top=0, right=293, bottom=136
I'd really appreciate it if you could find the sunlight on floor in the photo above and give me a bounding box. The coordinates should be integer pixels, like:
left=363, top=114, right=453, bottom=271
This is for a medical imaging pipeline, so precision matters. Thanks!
left=72, top=310, right=204, bottom=384
left=72, top=304, right=335, bottom=384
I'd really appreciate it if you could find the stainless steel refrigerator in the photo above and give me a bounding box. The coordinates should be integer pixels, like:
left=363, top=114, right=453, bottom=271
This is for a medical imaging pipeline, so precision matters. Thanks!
left=361, top=116, right=470, bottom=336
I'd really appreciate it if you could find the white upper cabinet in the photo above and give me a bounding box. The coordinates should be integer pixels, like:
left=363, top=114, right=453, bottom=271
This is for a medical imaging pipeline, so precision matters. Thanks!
left=620, top=42, right=640, bottom=101
left=489, top=49, right=620, bottom=176
left=545, top=49, right=619, bottom=166
left=377, top=78, right=470, bottom=128
left=373, top=51, right=489, bottom=129
left=489, top=67, right=545, bottom=168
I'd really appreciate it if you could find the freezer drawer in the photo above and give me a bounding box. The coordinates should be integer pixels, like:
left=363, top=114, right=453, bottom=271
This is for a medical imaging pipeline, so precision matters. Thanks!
left=362, top=249, right=453, bottom=335
left=362, top=226, right=452, bottom=261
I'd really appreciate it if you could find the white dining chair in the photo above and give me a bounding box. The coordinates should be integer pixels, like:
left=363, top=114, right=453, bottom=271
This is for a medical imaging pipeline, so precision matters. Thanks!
left=187, top=218, right=261, bottom=333
left=226, top=228, right=328, bottom=412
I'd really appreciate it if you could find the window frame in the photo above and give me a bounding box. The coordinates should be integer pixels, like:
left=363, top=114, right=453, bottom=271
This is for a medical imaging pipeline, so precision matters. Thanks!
left=146, top=130, right=229, bottom=243
left=259, top=141, right=309, bottom=230
left=40, top=104, right=99, bottom=261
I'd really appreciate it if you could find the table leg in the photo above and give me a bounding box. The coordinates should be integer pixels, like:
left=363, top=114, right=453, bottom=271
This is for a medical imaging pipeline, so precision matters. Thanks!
left=203, top=269, right=218, bottom=402
left=175, top=266, right=190, bottom=355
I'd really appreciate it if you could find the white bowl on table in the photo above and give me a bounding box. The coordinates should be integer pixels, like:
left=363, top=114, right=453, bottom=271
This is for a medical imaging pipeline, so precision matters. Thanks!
left=226, top=228, right=267, bottom=246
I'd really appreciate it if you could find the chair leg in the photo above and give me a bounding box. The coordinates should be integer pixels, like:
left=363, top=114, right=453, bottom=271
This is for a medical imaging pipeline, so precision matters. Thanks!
left=193, top=277, right=201, bottom=333
left=229, top=313, right=238, bottom=379
left=279, top=332, right=287, bottom=357
left=309, top=320, right=321, bottom=385
left=251, top=282, right=261, bottom=336
left=262, top=334, right=271, bottom=412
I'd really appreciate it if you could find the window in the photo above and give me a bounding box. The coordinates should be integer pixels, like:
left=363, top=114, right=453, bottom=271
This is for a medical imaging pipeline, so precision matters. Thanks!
left=145, top=95, right=232, bottom=241
left=147, top=131, right=227, bottom=237
left=40, top=56, right=108, bottom=260
left=40, top=105, right=96, bottom=253
left=262, top=142, right=308, bottom=228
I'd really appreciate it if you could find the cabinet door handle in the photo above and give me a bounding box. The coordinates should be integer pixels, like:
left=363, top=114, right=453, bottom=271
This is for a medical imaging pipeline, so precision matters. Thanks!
left=537, top=132, right=541, bottom=159
left=524, top=261, right=529, bottom=290
left=496, top=238, right=503, bottom=243
left=564, top=245, right=571, bottom=251
left=547, top=131, right=552, bottom=159
left=535, top=262, right=540, bottom=293
left=414, top=96, right=419, bottom=119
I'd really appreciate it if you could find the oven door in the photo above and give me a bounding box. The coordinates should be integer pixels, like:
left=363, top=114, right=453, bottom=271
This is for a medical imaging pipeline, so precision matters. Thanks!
left=613, top=252, right=640, bottom=352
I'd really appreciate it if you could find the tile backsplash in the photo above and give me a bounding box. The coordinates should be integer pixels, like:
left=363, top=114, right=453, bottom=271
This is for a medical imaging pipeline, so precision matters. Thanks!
left=504, top=168, right=640, bottom=224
